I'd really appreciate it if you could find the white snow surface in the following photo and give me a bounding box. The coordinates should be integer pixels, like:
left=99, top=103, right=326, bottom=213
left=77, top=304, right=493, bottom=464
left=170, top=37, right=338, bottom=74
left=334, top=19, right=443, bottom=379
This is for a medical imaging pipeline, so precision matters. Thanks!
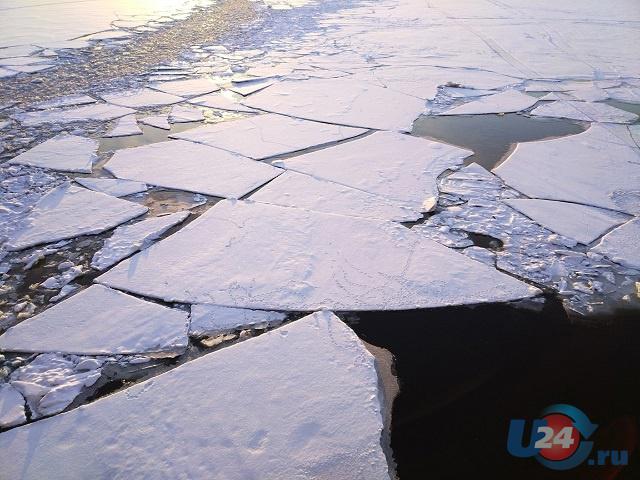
left=8, top=134, right=97, bottom=173
left=103, top=115, right=143, bottom=137
left=100, top=89, right=184, bottom=108
left=104, top=140, right=282, bottom=197
left=503, top=199, right=629, bottom=245
left=168, top=105, right=205, bottom=123
left=171, top=113, right=366, bottom=160
left=150, top=78, right=221, bottom=97
left=188, top=92, right=258, bottom=112
left=0, top=311, right=392, bottom=480
left=0, top=285, right=189, bottom=355
left=139, top=115, right=170, bottom=130
left=5, top=184, right=148, bottom=251
left=96, top=200, right=539, bottom=310
left=0, top=384, right=26, bottom=428
left=74, top=178, right=148, bottom=197
left=189, top=305, right=287, bottom=336
left=591, top=218, right=640, bottom=270
left=531, top=100, right=638, bottom=123
left=91, top=211, right=190, bottom=270
left=440, top=89, right=538, bottom=115
left=12, top=103, right=136, bottom=126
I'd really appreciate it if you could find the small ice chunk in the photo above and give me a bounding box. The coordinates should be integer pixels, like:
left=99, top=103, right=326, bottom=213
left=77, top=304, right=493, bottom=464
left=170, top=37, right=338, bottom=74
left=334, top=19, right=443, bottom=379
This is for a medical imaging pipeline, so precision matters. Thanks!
left=150, top=78, right=221, bottom=97
left=228, top=79, right=275, bottom=96
left=0, top=68, right=18, bottom=79
left=74, top=178, right=148, bottom=197
left=6, top=184, right=148, bottom=251
left=531, top=100, right=638, bottom=124
left=440, top=90, right=538, bottom=115
left=105, top=140, right=282, bottom=197
left=12, top=103, right=135, bottom=126
left=189, top=305, right=286, bottom=336
left=139, top=115, right=170, bottom=130
left=103, top=115, right=142, bottom=137
left=32, top=95, right=96, bottom=110
left=188, top=92, right=258, bottom=113
left=91, top=211, right=190, bottom=270
left=0, top=285, right=189, bottom=355
left=168, top=105, right=204, bottom=123
left=591, top=218, right=640, bottom=270
left=171, top=113, right=366, bottom=160
left=462, top=246, right=496, bottom=266
left=606, top=87, right=640, bottom=104
left=0, top=384, right=26, bottom=428
left=8, top=134, right=97, bottom=173
left=100, top=89, right=184, bottom=108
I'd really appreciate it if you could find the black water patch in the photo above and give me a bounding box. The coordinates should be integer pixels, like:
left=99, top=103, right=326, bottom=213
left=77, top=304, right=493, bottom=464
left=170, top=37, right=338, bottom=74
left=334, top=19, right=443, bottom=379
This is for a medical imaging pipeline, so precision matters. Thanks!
left=467, top=232, right=503, bottom=250
left=344, top=299, right=640, bottom=479
left=411, top=114, right=587, bottom=170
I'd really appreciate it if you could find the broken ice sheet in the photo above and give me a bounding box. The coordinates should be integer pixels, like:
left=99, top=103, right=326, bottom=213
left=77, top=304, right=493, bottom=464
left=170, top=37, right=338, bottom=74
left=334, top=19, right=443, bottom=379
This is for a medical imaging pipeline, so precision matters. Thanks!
left=189, top=305, right=286, bottom=337
left=0, top=383, right=26, bottom=428
left=74, top=177, right=148, bottom=197
left=531, top=100, right=638, bottom=124
left=150, top=77, right=221, bottom=97
left=8, top=134, right=97, bottom=173
left=0, top=312, right=390, bottom=479
left=503, top=199, right=629, bottom=245
left=168, top=105, right=204, bottom=123
left=103, top=115, right=143, bottom=137
left=274, top=131, right=472, bottom=212
left=494, top=125, right=640, bottom=215
left=228, top=78, right=275, bottom=96
left=91, top=211, right=190, bottom=271
left=439, top=90, right=538, bottom=115
left=5, top=184, right=148, bottom=251
left=243, top=77, right=428, bottom=131
left=139, top=114, right=170, bottom=130
left=31, top=94, right=97, bottom=110
left=105, top=140, right=282, bottom=197
left=12, top=103, right=135, bottom=126
left=591, top=218, right=640, bottom=270
left=0, top=284, right=189, bottom=355
left=249, top=171, right=422, bottom=221
left=171, top=113, right=366, bottom=160
left=100, top=88, right=184, bottom=108
left=97, top=200, right=539, bottom=310
left=188, top=91, right=258, bottom=113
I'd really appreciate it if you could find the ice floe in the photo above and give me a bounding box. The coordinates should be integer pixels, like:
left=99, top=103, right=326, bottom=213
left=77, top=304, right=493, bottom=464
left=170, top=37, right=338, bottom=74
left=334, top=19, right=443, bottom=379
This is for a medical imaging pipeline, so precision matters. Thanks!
left=105, top=140, right=282, bottom=197
left=139, top=115, right=170, bottom=130
left=100, top=89, right=184, bottom=108
left=592, top=218, right=640, bottom=270
left=32, top=95, right=97, bottom=110
left=189, top=305, right=286, bottom=337
left=0, top=383, right=25, bottom=428
left=12, top=103, right=135, bottom=126
left=0, top=311, right=391, bottom=479
left=250, top=171, right=422, bottom=221
left=244, top=78, right=428, bottom=131
left=96, top=200, right=539, bottom=310
left=91, top=211, right=190, bottom=271
left=531, top=101, right=638, bottom=124
left=151, top=78, right=221, bottom=97
left=168, top=105, right=204, bottom=123
left=8, top=134, right=97, bottom=173
left=503, top=199, right=629, bottom=245
left=171, top=113, right=366, bottom=160
left=440, top=90, right=538, bottom=115
left=274, top=131, right=472, bottom=211
left=494, top=125, right=640, bottom=215
left=188, top=92, right=258, bottom=113
left=74, top=178, right=148, bottom=197
left=0, top=285, right=189, bottom=355
left=103, top=115, right=143, bottom=137
left=228, top=79, right=275, bottom=96
left=6, top=184, right=148, bottom=251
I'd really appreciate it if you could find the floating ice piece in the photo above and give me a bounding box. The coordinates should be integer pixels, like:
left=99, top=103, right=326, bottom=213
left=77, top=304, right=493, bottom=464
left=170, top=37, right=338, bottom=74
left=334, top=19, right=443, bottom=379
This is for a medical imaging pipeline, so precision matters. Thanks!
left=462, top=246, right=496, bottom=266
left=6, top=184, right=148, bottom=251
left=91, top=211, right=190, bottom=270
left=440, top=90, right=538, bottom=115
left=0, top=56, right=52, bottom=67
left=32, top=94, right=96, bottom=110
left=538, top=92, right=574, bottom=101
left=189, top=92, right=258, bottom=112
left=274, top=131, right=472, bottom=211
left=103, top=114, right=143, bottom=137
left=228, top=79, right=275, bottom=96
left=172, top=113, right=366, bottom=160
left=531, top=101, right=638, bottom=123
left=189, top=305, right=286, bottom=337
left=244, top=78, right=428, bottom=131
left=443, top=87, right=496, bottom=98
left=74, top=177, right=148, bottom=197
left=250, top=171, right=422, bottom=221
left=7, top=64, right=54, bottom=74
left=150, top=78, right=221, bottom=97
left=139, top=115, right=170, bottom=130
left=0, top=384, right=26, bottom=428
left=0, top=285, right=189, bottom=355
left=606, top=87, right=640, bottom=104
left=592, top=218, right=640, bottom=270
left=0, top=46, right=40, bottom=58
left=503, top=199, right=628, bottom=245
left=567, top=87, right=609, bottom=103
left=12, top=103, right=135, bottom=126
left=494, top=125, right=640, bottom=214
left=168, top=105, right=204, bottom=123
left=105, top=140, right=282, bottom=197
left=0, top=311, right=391, bottom=479
left=0, top=68, right=18, bottom=79
left=97, top=200, right=539, bottom=310
left=100, top=88, right=184, bottom=108
left=8, top=134, right=97, bottom=173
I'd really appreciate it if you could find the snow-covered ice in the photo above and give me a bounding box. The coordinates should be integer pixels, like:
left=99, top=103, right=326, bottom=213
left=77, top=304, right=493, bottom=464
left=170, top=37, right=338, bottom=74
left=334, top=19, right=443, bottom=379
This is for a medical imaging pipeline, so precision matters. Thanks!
left=32, top=95, right=96, bottom=110
left=139, top=115, right=170, bottom=130
left=0, top=285, right=189, bottom=355
left=0, top=383, right=26, bottom=429
left=503, top=199, right=629, bottom=245
left=531, top=101, right=638, bottom=123
left=100, top=89, right=184, bottom=108
left=74, top=178, right=148, bottom=197
left=150, top=78, right=221, bottom=97
left=250, top=171, right=422, bottom=221
left=188, top=92, right=258, bottom=112
left=0, top=311, right=392, bottom=479
left=189, top=305, right=286, bottom=337
left=91, top=211, right=190, bottom=270
left=171, top=113, right=366, bottom=160
left=274, top=131, right=472, bottom=211
left=168, top=105, right=204, bottom=123
left=228, top=79, right=275, bottom=96
left=8, top=134, right=97, bottom=173
left=440, top=90, right=538, bottom=115
left=12, top=103, right=136, bottom=126
left=103, top=115, right=143, bottom=137
left=6, top=184, right=148, bottom=251
left=592, top=218, right=640, bottom=270
left=96, top=200, right=539, bottom=310
left=105, top=140, right=282, bottom=197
